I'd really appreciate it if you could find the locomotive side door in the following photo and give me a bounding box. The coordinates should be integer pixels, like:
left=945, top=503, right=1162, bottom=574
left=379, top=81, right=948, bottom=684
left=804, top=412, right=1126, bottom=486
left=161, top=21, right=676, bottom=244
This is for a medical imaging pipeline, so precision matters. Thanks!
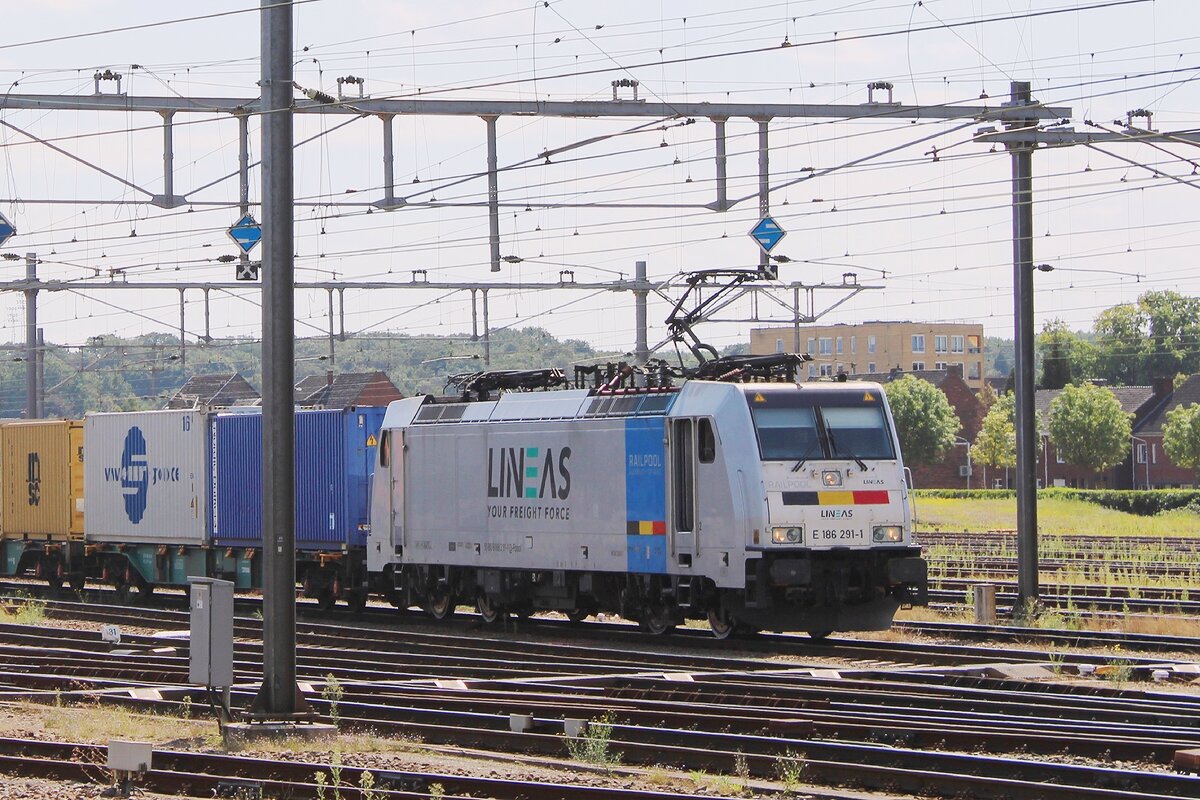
left=670, top=418, right=696, bottom=564
left=367, top=427, right=402, bottom=573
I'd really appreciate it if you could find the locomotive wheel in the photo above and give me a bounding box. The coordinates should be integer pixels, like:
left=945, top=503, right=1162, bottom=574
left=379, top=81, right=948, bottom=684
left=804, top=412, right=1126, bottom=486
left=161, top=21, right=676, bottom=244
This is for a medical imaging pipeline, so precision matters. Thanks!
left=807, top=630, right=833, bottom=642
left=707, top=609, right=736, bottom=640
left=566, top=608, right=589, bottom=624
left=46, top=573, right=64, bottom=593
left=638, top=603, right=676, bottom=635
left=476, top=594, right=504, bottom=624
left=424, top=585, right=455, bottom=620
left=68, top=574, right=85, bottom=593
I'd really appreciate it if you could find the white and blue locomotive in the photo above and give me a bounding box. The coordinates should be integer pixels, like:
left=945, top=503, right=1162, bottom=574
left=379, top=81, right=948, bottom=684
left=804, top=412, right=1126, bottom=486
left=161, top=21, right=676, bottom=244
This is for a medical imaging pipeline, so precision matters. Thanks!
left=367, top=368, right=928, bottom=638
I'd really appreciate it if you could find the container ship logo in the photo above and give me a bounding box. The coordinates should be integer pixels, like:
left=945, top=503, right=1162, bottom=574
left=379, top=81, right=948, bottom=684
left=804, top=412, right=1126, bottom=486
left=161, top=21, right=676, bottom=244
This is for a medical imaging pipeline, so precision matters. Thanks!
left=113, top=427, right=149, bottom=524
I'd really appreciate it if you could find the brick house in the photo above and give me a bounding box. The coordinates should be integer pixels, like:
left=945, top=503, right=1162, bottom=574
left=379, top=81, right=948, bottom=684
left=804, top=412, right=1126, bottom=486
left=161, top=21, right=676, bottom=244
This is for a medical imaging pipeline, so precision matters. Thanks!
left=1031, top=380, right=1173, bottom=490
left=857, top=367, right=984, bottom=489
left=165, top=372, right=259, bottom=410
left=295, top=371, right=404, bottom=409
left=1125, top=374, right=1200, bottom=489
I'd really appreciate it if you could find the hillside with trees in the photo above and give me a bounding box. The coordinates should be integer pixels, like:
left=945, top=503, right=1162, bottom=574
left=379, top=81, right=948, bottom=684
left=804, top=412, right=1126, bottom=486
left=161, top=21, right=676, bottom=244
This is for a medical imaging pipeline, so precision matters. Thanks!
left=0, top=327, right=621, bottom=417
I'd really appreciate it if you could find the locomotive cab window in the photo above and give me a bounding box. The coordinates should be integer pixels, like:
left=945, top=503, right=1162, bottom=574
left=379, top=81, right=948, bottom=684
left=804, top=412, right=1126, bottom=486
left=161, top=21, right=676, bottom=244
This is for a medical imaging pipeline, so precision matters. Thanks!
left=750, top=407, right=820, bottom=461
left=698, top=419, right=716, bottom=464
left=749, top=401, right=895, bottom=461
left=821, top=407, right=894, bottom=460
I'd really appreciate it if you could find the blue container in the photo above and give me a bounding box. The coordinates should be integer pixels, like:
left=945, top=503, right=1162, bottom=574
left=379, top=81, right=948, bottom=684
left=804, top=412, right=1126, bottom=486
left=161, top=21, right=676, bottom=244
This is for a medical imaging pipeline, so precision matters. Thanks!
left=212, top=408, right=385, bottom=549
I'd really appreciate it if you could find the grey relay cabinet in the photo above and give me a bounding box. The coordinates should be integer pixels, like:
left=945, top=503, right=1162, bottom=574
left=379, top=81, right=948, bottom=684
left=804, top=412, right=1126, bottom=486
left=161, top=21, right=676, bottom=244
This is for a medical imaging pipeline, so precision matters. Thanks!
left=188, top=576, right=234, bottom=688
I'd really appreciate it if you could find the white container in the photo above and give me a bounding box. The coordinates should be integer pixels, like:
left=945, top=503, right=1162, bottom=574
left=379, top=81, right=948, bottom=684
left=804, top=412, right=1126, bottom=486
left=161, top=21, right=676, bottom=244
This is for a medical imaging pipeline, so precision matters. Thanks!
left=84, top=410, right=213, bottom=545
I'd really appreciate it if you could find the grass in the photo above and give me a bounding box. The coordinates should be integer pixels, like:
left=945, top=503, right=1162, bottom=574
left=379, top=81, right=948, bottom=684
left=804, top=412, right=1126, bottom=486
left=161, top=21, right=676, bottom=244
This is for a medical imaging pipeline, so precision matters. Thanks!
left=0, top=594, right=48, bottom=625
left=6, top=701, right=221, bottom=747
left=564, top=712, right=621, bottom=770
left=913, top=496, right=1200, bottom=537
left=3, top=699, right=416, bottom=756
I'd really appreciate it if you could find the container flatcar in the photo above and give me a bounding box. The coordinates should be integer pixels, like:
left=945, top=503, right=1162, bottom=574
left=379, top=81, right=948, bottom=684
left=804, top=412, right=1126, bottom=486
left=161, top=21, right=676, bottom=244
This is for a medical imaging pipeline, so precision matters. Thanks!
left=83, top=409, right=215, bottom=597
left=213, top=407, right=384, bottom=606
left=0, top=419, right=84, bottom=589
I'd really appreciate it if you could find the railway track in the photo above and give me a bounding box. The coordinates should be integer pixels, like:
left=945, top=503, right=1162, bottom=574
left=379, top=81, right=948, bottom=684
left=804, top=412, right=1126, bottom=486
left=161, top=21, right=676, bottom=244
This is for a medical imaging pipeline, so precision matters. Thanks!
left=11, top=587, right=1200, bottom=665
left=4, top=597, right=1200, bottom=799
left=0, top=737, right=725, bottom=800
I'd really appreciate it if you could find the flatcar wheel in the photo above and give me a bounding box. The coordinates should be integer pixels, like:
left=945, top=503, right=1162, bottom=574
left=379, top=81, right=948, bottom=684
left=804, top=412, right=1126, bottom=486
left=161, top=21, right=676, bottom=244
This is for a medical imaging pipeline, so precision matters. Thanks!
left=807, top=630, right=833, bottom=642
left=424, top=586, right=455, bottom=621
left=346, top=589, right=368, bottom=614
left=316, top=589, right=338, bottom=611
left=707, top=609, right=736, bottom=640
left=46, top=574, right=63, bottom=593
left=132, top=582, right=155, bottom=604
left=566, top=608, right=589, bottom=624
left=68, top=574, right=85, bottom=593
left=476, top=594, right=504, bottom=624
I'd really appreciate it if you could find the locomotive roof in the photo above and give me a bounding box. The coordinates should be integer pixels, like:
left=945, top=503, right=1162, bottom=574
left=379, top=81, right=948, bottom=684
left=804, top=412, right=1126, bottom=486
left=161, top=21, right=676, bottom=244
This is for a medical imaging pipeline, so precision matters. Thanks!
left=408, top=387, right=681, bottom=425
left=738, top=381, right=888, bottom=408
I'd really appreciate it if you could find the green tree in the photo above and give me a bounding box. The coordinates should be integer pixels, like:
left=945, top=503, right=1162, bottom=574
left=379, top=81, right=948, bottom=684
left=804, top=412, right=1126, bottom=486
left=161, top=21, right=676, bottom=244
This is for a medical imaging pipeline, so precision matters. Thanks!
left=1093, top=303, right=1147, bottom=386
left=976, top=381, right=998, bottom=416
left=1047, top=383, right=1132, bottom=474
left=884, top=375, right=961, bottom=465
left=1093, top=291, right=1200, bottom=385
left=971, top=392, right=1017, bottom=486
left=1141, top=290, right=1200, bottom=379
left=1038, top=321, right=1074, bottom=390
left=1162, top=403, right=1200, bottom=480
left=1037, top=319, right=1096, bottom=389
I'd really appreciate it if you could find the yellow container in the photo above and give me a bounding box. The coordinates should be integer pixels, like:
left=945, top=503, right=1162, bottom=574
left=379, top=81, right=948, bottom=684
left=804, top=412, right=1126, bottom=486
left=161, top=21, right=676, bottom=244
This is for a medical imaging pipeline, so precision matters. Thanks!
left=1, top=420, right=84, bottom=540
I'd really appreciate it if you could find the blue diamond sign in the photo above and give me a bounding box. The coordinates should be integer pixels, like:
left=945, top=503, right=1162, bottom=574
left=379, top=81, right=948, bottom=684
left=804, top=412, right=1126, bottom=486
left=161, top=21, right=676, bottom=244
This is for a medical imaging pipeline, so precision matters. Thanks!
left=226, top=214, right=262, bottom=254
left=749, top=215, right=785, bottom=254
left=0, top=211, right=15, bottom=248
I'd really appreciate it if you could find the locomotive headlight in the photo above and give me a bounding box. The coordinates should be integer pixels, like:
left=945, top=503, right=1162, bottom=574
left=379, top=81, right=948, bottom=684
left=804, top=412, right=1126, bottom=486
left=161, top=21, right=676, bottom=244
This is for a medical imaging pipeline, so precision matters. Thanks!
left=821, top=470, right=842, bottom=487
left=873, top=525, right=904, bottom=542
left=771, top=527, right=804, bottom=544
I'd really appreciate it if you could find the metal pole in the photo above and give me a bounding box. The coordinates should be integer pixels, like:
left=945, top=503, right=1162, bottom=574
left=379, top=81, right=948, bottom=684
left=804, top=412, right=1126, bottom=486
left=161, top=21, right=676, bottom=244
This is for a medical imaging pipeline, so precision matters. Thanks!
left=485, top=116, right=501, bottom=273
left=162, top=111, right=175, bottom=202
left=35, top=326, right=43, bottom=417
left=756, top=119, right=770, bottom=271
left=238, top=111, right=251, bottom=275
left=327, top=289, right=335, bottom=368
left=337, top=288, right=345, bottom=341
left=712, top=118, right=728, bottom=211
left=178, top=289, right=186, bottom=366
left=470, top=288, right=479, bottom=342
left=634, top=260, right=648, bottom=366
left=258, top=0, right=298, bottom=716
left=24, top=253, right=37, bottom=419
left=481, top=288, right=491, bottom=367
left=792, top=286, right=801, bottom=352
left=380, top=114, right=396, bottom=207
left=1008, top=80, right=1039, bottom=606
left=203, top=288, right=211, bottom=342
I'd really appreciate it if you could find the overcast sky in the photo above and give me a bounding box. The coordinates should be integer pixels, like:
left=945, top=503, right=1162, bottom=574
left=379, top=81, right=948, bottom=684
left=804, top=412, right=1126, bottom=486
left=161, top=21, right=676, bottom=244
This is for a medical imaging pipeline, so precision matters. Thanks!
left=1, top=0, right=1198, bottom=364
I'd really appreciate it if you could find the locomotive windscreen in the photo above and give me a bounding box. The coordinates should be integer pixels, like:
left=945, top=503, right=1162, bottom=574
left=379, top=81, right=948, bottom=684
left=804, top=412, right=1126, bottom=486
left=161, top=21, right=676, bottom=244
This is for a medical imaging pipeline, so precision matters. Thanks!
left=747, top=390, right=895, bottom=461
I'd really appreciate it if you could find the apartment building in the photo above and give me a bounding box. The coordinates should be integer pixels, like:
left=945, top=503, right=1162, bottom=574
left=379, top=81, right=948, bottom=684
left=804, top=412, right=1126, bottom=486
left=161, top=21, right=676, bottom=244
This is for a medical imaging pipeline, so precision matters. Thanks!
left=749, top=321, right=987, bottom=391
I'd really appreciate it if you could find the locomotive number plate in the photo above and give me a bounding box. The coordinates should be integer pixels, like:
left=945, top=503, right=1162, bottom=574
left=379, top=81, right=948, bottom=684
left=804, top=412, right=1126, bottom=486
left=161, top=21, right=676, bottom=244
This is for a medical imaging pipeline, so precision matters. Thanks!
left=810, top=529, right=869, bottom=545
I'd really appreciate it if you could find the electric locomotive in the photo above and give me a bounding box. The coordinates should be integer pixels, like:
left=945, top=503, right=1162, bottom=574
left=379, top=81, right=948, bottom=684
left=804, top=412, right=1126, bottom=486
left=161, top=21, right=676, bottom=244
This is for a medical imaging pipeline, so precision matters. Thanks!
left=367, top=358, right=927, bottom=638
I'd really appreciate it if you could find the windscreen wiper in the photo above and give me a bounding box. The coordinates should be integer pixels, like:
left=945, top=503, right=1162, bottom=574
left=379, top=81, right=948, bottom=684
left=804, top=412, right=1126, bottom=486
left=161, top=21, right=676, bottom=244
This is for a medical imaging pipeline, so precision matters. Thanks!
left=790, top=438, right=822, bottom=472
left=826, top=430, right=868, bottom=471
